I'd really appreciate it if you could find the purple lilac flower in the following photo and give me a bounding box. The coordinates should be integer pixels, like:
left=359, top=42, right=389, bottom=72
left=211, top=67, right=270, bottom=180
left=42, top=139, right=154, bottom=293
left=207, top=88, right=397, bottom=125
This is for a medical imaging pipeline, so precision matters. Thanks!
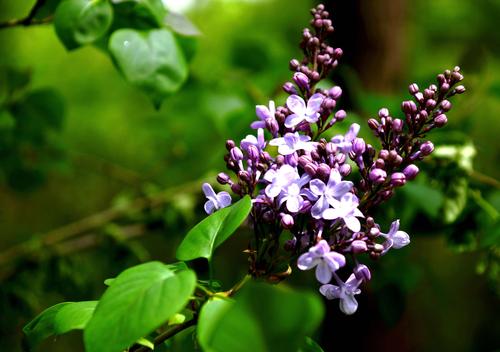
left=202, top=183, right=232, bottom=214
left=297, top=240, right=346, bottom=284
left=278, top=174, right=311, bottom=212
left=322, top=193, right=364, bottom=232
left=331, top=123, right=360, bottom=153
left=284, top=93, right=324, bottom=128
left=302, top=169, right=353, bottom=219
left=380, top=219, right=410, bottom=254
left=251, top=100, right=276, bottom=129
left=263, top=164, right=299, bottom=198
left=319, top=274, right=363, bottom=315
left=241, top=128, right=266, bottom=151
left=269, top=132, right=316, bottom=155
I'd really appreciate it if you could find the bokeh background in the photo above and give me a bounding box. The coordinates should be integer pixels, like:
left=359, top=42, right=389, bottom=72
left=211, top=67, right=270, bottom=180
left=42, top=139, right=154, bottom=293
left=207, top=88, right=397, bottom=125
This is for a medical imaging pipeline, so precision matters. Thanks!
left=0, top=0, right=499, bottom=351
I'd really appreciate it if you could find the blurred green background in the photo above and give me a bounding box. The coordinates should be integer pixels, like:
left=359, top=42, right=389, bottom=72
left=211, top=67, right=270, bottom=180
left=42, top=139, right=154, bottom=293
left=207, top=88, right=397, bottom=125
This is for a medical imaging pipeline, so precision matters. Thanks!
left=0, top=0, right=498, bottom=351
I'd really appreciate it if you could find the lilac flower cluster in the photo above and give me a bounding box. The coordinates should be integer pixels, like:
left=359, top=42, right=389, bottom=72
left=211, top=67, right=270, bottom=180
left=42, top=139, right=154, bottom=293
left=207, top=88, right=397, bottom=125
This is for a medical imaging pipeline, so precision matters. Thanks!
left=203, top=4, right=465, bottom=314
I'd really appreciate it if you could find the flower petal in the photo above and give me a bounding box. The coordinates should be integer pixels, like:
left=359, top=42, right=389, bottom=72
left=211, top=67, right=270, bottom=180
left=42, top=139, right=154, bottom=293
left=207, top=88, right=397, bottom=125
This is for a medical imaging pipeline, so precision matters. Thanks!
left=217, top=192, right=232, bottom=208
left=284, top=113, right=304, bottom=128
left=392, top=231, right=410, bottom=249
left=306, top=93, right=324, bottom=114
left=339, top=294, right=359, bottom=315
left=329, top=181, right=353, bottom=198
left=269, top=137, right=285, bottom=146
left=315, top=261, right=333, bottom=284
left=286, top=95, right=306, bottom=114
left=256, top=105, right=271, bottom=120
left=204, top=200, right=215, bottom=214
left=202, top=183, right=217, bottom=199
left=322, top=208, right=342, bottom=220
left=297, top=253, right=318, bottom=270
left=344, top=215, right=361, bottom=232
left=311, top=196, right=329, bottom=219
left=319, top=284, right=341, bottom=299
left=286, top=196, right=301, bottom=213
left=309, top=179, right=326, bottom=196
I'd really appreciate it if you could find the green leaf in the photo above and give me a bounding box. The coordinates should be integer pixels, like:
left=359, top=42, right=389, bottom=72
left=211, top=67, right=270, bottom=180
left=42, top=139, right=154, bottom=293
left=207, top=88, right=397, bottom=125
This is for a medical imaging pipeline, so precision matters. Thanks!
left=84, top=261, right=196, bottom=352
left=299, top=337, right=325, bottom=352
left=54, top=301, right=97, bottom=334
left=23, top=303, right=71, bottom=350
left=108, top=28, right=188, bottom=108
left=176, top=196, right=252, bottom=261
left=136, top=337, right=154, bottom=350
left=54, top=0, right=114, bottom=50
left=111, top=0, right=166, bottom=29
left=197, top=283, right=324, bottom=352
left=164, top=12, right=200, bottom=36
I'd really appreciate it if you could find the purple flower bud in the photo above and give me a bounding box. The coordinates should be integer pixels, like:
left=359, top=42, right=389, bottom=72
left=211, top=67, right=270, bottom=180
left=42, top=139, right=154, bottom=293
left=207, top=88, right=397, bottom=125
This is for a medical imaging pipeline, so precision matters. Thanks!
left=390, top=172, right=406, bottom=187
left=378, top=108, right=389, bottom=118
left=352, top=138, right=366, bottom=155
left=231, top=183, right=242, bottom=194
left=293, top=72, right=310, bottom=90
left=403, top=164, right=419, bottom=180
left=289, top=59, right=300, bottom=70
left=304, top=163, right=318, bottom=176
left=423, top=88, right=434, bottom=99
left=409, top=83, right=419, bottom=95
left=266, top=118, right=279, bottom=135
left=418, top=110, right=429, bottom=120
left=335, top=153, right=346, bottom=164
left=276, top=155, right=285, bottom=165
left=369, top=168, right=387, bottom=184
left=425, top=99, right=436, bottom=109
left=367, top=118, right=379, bottom=130
left=328, top=86, right=342, bottom=99
left=335, top=110, right=347, bottom=121
left=238, top=170, right=251, bottom=182
left=226, top=140, right=236, bottom=150
left=217, top=172, right=231, bottom=184
left=379, top=149, right=389, bottom=160
left=333, top=48, right=343, bottom=58
left=230, top=147, right=244, bottom=161
left=317, top=163, right=331, bottom=179
left=280, top=213, right=294, bottom=229
left=354, top=264, right=371, bottom=281
left=283, top=82, right=298, bottom=95
left=440, top=82, right=450, bottom=92
left=434, top=113, right=448, bottom=127
left=420, top=141, right=434, bottom=156
left=414, top=92, right=424, bottom=103
left=375, top=158, right=385, bottom=169
left=440, top=100, right=452, bottom=112
left=454, top=85, right=466, bottom=94
left=325, top=142, right=337, bottom=155
left=339, top=163, right=351, bottom=177
left=247, top=145, right=260, bottom=160
left=402, top=100, right=417, bottom=114
left=370, top=227, right=380, bottom=237
left=351, top=240, right=368, bottom=254
left=285, top=153, right=299, bottom=167
left=389, top=119, right=402, bottom=133
left=323, top=98, right=336, bottom=110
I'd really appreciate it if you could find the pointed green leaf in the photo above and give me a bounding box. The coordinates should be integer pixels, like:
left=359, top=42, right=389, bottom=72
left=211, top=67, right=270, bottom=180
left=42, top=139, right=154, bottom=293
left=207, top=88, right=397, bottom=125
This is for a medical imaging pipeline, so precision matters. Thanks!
left=299, top=337, right=325, bottom=352
left=176, top=196, right=252, bottom=261
left=108, top=28, right=188, bottom=107
left=84, top=261, right=196, bottom=352
left=197, top=283, right=324, bottom=352
left=54, top=0, right=114, bottom=50
left=23, top=303, right=71, bottom=350
left=54, top=301, right=97, bottom=334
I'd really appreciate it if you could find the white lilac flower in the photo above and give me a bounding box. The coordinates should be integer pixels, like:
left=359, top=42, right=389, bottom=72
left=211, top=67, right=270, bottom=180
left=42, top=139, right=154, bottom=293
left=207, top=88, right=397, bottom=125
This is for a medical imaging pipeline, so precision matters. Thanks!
left=380, top=219, right=410, bottom=254
left=202, top=183, right=232, bottom=214
left=331, top=123, right=360, bottom=153
left=241, top=128, right=266, bottom=151
left=319, top=274, right=363, bottom=315
left=263, top=164, right=299, bottom=198
left=297, top=240, right=346, bottom=284
left=284, top=93, right=324, bottom=128
left=269, top=132, right=316, bottom=156
left=302, top=169, right=353, bottom=219
left=278, top=174, right=311, bottom=213
left=251, top=100, right=276, bottom=129
left=322, top=193, right=364, bottom=232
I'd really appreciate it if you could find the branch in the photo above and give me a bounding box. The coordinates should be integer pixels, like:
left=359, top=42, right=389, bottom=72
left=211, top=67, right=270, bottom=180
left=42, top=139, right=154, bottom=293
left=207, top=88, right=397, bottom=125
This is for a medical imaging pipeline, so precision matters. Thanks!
left=129, top=318, right=197, bottom=352
left=0, top=0, right=53, bottom=29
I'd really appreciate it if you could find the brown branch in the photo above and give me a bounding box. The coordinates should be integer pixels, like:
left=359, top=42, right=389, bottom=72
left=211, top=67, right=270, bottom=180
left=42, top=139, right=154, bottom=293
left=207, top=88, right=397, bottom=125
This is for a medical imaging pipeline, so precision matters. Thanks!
left=0, top=0, right=53, bottom=29
left=129, top=318, right=197, bottom=352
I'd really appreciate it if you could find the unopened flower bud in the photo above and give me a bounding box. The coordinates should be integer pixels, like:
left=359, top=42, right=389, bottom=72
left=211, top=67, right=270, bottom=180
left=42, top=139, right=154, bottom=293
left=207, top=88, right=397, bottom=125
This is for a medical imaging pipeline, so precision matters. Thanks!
left=283, top=82, right=298, bottom=95
left=226, top=140, right=236, bottom=150
left=238, top=170, right=251, bottom=182
left=328, top=86, right=342, bottom=99
left=325, top=142, right=337, bottom=155
left=392, top=118, right=403, bottom=133
left=372, top=243, right=385, bottom=252
left=231, top=183, right=242, bottom=194
left=351, top=240, right=368, bottom=254
left=289, top=59, right=300, bottom=70
left=370, top=227, right=380, bottom=237
left=409, top=83, right=419, bottom=95
left=323, top=98, right=336, bottom=110
left=369, top=168, right=387, bottom=184
left=334, top=110, right=346, bottom=121
left=424, top=88, right=434, bottom=99
left=434, top=113, right=448, bottom=127
left=304, top=163, right=318, bottom=176
left=217, top=172, right=231, bottom=184
left=230, top=147, right=244, bottom=161
left=390, top=172, right=406, bottom=187
left=293, top=72, right=310, bottom=90
left=285, top=153, right=299, bottom=167
left=425, top=99, right=436, bottom=109
left=378, top=108, right=389, bottom=118
left=420, top=141, right=434, bottom=156
left=414, top=92, right=424, bottom=103
left=280, top=214, right=294, bottom=229
left=367, top=118, right=379, bottom=130
left=440, top=82, right=450, bottom=92
left=339, top=163, right=351, bottom=177
left=266, top=118, right=279, bottom=135
left=379, top=149, right=389, bottom=160
left=403, top=164, right=419, bottom=180
left=352, top=138, right=366, bottom=155
left=454, top=85, right=466, bottom=94
left=402, top=100, right=417, bottom=114
left=440, top=100, right=452, bottom=112
left=354, top=264, right=371, bottom=281
left=317, top=163, right=331, bottom=179
left=247, top=145, right=259, bottom=160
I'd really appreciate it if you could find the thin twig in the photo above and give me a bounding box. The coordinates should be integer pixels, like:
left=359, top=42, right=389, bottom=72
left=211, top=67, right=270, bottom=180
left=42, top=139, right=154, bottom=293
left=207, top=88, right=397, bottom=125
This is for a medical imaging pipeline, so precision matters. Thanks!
left=0, top=0, right=53, bottom=29
left=130, top=319, right=197, bottom=352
